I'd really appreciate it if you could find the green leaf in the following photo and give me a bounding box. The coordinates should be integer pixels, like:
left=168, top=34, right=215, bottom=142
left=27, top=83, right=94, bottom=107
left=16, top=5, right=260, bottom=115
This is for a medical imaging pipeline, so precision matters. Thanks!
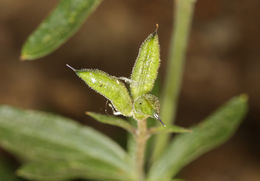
left=147, top=95, right=248, bottom=181
left=148, top=125, right=191, bottom=135
left=17, top=159, right=133, bottom=181
left=21, top=0, right=102, bottom=60
left=86, top=112, right=135, bottom=133
left=130, top=27, right=160, bottom=100
left=0, top=105, right=132, bottom=174
left=0, top=156, right=20, bottom=181
left=72, top=68, right=133, bottom=117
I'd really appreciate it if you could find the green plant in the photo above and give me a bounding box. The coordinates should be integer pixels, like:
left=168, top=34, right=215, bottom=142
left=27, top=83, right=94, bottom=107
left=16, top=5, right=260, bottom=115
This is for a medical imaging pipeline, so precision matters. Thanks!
left=0, top=0, right=248, bottom=181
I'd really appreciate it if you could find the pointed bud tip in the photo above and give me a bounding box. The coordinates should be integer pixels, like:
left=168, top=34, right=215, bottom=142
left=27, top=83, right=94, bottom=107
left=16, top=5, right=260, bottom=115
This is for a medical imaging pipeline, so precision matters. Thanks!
left=152, top=24, right=159, bottom=37
left=155, top=24, right=159, bottom=32
left=66, top=64, right=77, bottom=72
left=20, top=54, right=29, bottom=61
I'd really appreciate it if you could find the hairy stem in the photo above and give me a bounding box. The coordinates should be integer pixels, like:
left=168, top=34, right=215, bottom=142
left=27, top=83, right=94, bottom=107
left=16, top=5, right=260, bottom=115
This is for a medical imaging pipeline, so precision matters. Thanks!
left=152, top=0, right=196, bottom=160
left=135, top=119, right=148, bottom=181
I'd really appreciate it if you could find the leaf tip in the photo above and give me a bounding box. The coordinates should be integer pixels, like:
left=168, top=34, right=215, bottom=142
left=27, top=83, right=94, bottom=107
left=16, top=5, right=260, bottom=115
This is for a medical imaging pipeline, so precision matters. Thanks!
left=85, top=111, right=96, bottom=118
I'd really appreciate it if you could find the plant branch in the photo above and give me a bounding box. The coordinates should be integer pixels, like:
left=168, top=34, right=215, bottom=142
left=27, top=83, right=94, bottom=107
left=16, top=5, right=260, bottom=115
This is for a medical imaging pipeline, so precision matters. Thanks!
left=152, top=0, right=196, bottom=161
left=135, top=119, right=148, bottom=181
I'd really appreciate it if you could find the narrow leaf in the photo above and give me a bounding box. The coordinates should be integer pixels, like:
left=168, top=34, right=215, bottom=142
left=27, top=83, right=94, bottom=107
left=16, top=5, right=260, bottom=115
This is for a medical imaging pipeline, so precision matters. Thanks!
left=21, top=0, right=102, bottom=60
left=86, top=112, right=135, bottom=133
left=147, top=95, right=248, bottom=181
left=148, top=125, right=191, bottom=135
left=130, top=27, right=160, bottom=99
left=74, top=68, right=133, bottom=117
left=0, top=106, right=131, bottom=172
left=17, top=159, right=133, bottom=181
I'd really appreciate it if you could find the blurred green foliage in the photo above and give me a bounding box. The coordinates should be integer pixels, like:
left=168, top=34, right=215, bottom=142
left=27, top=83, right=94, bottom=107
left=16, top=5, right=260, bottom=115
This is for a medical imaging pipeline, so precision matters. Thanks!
left=0, top=0, right=248, bottom=180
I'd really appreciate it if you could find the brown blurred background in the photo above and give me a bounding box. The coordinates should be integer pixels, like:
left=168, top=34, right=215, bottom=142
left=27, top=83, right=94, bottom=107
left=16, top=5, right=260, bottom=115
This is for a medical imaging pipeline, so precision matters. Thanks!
left=0, top=0, right=259, bottom=180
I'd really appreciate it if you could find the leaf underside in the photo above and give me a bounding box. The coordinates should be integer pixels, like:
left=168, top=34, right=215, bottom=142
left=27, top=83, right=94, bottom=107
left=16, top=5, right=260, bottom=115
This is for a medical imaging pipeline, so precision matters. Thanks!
left=0, top=105, right=134, bottom=181
left=17, top=159, right=127, bottom=181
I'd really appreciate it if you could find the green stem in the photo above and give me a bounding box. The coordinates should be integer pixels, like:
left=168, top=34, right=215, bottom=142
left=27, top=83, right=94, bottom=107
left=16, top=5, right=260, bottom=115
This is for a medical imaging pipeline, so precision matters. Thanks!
left=135, top=119, right=148, bottom=181
left=152, top=0, right=196, bottom=160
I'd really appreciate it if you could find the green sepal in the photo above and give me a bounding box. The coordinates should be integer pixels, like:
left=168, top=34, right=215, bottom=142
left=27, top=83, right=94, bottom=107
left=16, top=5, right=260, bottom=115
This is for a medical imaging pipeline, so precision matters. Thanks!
left=130, top=28, right=160, bottom=100
left=73, top=68, right=133, bottom=117
left=133, top=94, right=160, bottom=121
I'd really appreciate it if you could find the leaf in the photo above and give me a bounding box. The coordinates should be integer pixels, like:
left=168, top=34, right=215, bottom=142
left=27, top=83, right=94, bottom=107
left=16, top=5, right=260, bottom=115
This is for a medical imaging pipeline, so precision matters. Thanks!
left=72, top=68, right=133, bottom=117
left=147, top=95, right=248, bottom=181
left=148, top=125, right=191, bottom=135
left=17, top=159, right=133, bottom=181
left=130, top=26, right=160, bottom=100
left=21, top=0, right=102, bottom=60
left=86, top=112, right=135, bottom=133
left=0, top=105, right=132, bottom=174
left=0, top=156, right=20, bottom=181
